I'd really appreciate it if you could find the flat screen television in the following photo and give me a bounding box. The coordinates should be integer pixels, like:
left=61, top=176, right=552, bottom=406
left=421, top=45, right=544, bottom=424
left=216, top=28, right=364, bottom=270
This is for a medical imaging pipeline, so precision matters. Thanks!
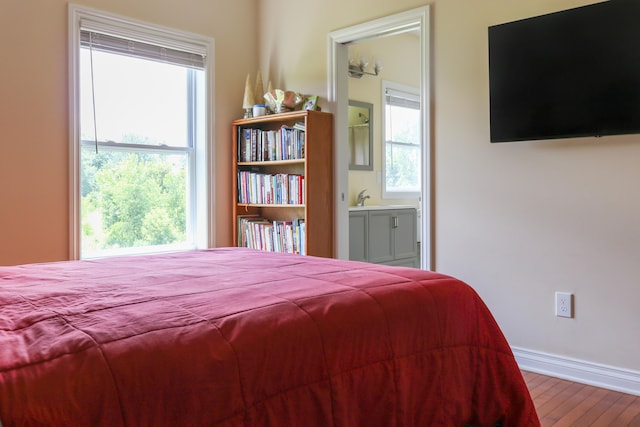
left=488, top=0, right=640, bottom=142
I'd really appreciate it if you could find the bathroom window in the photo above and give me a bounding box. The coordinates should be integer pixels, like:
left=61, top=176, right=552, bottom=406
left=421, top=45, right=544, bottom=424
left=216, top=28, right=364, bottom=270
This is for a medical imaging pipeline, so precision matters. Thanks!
left=69, top=5, right=213, bottom=259
left=382, top=81, right=421, bottom=198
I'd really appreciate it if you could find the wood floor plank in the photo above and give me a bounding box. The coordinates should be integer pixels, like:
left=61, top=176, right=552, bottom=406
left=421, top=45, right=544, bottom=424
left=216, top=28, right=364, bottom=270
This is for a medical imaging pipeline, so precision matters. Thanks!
left=523, top=370, right=548, bottom=389
left=544, top=382, right=602, bottom=426
left=530, top=377, right=568, bottom=405
left=562, top=387, right=612, bottom=426
left=537, top=381, right=586, bottom=424
left=522, top=370, right=640, bottom=427
left=610, top=399, right=640, bottom=426
left=591, top=394, right=636, bottom=426
left=553, top=387, right=607, bottom=427
left=534, top=379, right=577, bottom=418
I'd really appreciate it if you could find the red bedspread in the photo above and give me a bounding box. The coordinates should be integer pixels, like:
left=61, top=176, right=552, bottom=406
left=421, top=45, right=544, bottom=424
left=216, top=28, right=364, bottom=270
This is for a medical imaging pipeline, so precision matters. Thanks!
left=0, top=248, right=539, bottom=426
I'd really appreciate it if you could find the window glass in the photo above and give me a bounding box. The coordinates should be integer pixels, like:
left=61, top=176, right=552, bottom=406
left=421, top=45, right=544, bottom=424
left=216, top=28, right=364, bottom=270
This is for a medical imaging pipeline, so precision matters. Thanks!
left=80, top=148, right=190, bottom=258
left=383, top=84, right=421, bottom=196
left=385, top=135, right=420, bottom=193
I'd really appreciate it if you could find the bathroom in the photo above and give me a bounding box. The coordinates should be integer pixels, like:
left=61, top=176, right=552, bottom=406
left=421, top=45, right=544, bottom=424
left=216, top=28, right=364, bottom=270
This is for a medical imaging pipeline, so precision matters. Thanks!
left=347, top=31, right=423, bottom=267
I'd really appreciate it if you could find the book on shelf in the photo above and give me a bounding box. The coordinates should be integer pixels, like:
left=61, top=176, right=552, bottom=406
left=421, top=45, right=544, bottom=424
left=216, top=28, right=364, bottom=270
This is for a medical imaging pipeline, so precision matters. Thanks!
left=236, top=214, right=260, bottom=247
left=236, top=125, right=305, bottom=162
left=237, top=215, right=306, bottom=255
left=237, top=171, right=304, bottom=205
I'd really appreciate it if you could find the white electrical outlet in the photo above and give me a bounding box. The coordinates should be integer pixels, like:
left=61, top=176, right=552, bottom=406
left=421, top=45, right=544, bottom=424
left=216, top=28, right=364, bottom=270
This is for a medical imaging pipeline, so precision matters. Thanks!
left=555, top=292, right=573, bottom=318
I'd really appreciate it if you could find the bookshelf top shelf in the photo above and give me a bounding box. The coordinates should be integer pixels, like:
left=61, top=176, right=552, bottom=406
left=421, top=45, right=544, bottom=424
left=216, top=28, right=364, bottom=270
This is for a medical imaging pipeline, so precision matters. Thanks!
left=236, top=203, right=305, bottom=208
left=232, top=109, right=331, bottom=126
left=237, top=159, right=304, bottom=166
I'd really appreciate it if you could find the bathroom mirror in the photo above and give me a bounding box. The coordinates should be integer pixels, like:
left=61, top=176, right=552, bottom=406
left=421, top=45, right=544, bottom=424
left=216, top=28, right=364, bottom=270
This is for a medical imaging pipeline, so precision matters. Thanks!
left=348, top=100, right=373, bottom=170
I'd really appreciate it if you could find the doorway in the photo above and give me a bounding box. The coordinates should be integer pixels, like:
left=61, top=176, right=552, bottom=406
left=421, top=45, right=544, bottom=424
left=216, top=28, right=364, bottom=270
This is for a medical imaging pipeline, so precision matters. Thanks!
left=328, top=6, right=431, bottom=269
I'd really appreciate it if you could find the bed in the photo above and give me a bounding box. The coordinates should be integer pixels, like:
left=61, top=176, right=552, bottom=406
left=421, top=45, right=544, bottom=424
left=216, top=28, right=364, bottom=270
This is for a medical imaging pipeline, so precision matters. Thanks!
left=0, top=248, right=539, bottom=426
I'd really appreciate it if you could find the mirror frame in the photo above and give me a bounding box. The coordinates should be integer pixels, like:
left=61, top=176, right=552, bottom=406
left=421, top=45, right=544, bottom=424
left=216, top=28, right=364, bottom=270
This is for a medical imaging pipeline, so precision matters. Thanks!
left=348, top=100, right=373, bottom=170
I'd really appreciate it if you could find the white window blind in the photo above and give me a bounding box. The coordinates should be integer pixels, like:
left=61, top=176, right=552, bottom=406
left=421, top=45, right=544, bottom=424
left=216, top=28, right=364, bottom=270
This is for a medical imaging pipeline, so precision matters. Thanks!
left=80, top=30, right=206, bottom=70
left=385, top=87, right=420, bottom=110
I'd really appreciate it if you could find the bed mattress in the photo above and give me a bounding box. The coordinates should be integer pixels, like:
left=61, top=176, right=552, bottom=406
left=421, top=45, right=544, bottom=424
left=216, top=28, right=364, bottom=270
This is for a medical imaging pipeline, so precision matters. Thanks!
left=0, top=248, right=539, bottom=426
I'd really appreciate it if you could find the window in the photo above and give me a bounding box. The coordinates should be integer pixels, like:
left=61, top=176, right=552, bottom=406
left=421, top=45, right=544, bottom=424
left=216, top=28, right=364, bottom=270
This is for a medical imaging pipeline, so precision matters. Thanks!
left=382, top=81, right=421, bottom=198
left=69, top=6, right=213, bottom=259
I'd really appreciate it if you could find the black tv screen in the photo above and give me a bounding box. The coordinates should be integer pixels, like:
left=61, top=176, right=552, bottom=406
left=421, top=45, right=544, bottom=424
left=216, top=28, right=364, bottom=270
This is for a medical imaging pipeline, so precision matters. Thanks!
left=488, top=0, right=640, bottom=142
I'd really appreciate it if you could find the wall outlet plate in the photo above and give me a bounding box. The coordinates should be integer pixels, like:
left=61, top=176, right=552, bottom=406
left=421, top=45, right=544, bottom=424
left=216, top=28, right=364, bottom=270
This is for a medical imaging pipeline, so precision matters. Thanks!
left=555, top=292, right=573, bottom=318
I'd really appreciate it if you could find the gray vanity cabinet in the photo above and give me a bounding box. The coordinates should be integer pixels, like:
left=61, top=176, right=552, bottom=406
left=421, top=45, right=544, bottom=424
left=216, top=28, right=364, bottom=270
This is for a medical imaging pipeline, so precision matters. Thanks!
left=349, top=207, right=418, bottom=268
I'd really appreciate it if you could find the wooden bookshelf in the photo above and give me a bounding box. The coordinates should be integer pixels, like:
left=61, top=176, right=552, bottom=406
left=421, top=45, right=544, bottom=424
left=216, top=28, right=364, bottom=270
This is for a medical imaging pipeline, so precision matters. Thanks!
left=232, top=110, right=333, bottom=257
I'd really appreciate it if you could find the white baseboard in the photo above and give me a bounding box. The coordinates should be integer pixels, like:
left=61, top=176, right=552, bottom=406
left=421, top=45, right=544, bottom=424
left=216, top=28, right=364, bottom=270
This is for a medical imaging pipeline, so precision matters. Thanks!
left=512, top=346, right=640, bottom=397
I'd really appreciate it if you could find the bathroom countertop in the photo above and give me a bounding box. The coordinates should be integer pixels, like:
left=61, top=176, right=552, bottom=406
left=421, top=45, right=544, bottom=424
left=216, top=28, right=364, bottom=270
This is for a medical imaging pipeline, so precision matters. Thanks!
left=348, top=205, right=416, bottom=211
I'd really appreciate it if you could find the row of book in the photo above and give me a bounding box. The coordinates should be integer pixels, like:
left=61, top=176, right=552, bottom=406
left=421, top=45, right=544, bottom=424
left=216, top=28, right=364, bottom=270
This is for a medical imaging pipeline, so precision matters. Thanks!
left=237, top=216, right=306, bottom=255
left=237, top=125, right=305, bottom=162
left=237, top=171, right=305, bottom=205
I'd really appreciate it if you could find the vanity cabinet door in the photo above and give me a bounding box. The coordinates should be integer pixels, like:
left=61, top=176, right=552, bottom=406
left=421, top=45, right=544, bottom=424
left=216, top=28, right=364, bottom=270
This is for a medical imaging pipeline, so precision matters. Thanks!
left=394, top=209, right=418, bottom=261
left=368, top=210, right=395, bottom=264
left=348, top=211, right=368, bottom=262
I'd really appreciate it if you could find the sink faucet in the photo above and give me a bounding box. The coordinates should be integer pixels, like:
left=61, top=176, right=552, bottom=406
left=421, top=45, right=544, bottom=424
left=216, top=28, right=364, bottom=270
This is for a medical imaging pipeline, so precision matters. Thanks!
left=356, top=189, right=370, bottom=207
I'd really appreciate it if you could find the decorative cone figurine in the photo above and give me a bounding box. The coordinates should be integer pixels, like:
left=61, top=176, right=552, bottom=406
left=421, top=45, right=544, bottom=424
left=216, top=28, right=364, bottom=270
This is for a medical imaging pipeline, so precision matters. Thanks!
left=266, top=80, right=273, bottom=97
left=242, top=73, right=255, bottom=118
left=254, top=70, right=264, bottom=105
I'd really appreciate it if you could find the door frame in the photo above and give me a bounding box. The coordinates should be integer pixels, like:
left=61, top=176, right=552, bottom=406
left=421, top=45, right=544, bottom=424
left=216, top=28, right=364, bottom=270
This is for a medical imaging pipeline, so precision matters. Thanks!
left=327, top=5, right=432, bottom=269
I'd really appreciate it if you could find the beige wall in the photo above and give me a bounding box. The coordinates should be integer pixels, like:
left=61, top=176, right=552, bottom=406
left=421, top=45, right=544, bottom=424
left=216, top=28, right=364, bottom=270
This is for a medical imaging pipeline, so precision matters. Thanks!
left=0, top=0, right=257, bottom=265
left=2, top=0, right=639, bottom=374
left=259, top=0, right=640, bottom=373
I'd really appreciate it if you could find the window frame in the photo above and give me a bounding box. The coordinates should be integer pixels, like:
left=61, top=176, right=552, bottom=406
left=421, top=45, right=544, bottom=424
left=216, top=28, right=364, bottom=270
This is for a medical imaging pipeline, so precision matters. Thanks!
left=381, top=80, right=421, bottom=199
left=68, top=4, right=215, bottom=259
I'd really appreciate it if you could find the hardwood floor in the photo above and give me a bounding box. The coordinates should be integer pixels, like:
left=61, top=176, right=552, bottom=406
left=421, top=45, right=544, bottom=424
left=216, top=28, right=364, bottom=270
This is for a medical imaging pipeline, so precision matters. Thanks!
left=522, top=370, right=640, bottom=426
